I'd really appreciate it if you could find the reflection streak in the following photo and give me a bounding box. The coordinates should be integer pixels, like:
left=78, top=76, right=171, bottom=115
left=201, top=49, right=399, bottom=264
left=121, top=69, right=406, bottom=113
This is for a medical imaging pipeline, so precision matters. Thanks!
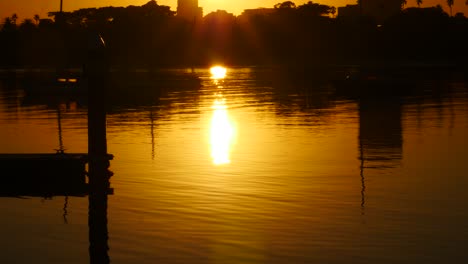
left=210, top=97, right=236, bottom=165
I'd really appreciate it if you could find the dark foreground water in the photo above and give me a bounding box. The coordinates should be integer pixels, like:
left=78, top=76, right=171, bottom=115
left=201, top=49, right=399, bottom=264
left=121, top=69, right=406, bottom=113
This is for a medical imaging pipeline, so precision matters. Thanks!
left=1, top=67, right=468, bottom=264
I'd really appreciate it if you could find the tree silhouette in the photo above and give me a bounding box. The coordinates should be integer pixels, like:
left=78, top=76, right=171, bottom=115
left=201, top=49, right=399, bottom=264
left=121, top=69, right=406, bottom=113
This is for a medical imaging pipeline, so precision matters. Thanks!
left=20, top=19, right=35, bottom=29
left=1, top=0, right=467, bottom=69
left=331, top=7, right=336, bottom=18
left=274, top=1, right=296, bottom=9
left=34, top=14, right=40, bottom=25
left=11, top=13, right=18, bottom=25
left=1, top=17, right=15, bottom=32
left=447, top=0, right=454, bottom=16
left=297, top=1, right=335, bottom=16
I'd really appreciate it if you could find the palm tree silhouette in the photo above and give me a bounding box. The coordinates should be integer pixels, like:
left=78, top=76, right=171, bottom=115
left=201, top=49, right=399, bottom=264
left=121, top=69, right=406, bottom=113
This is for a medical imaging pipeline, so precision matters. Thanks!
left=447, top=0, right=454, bottom=16
left=1, top=17, right=15, bottom=31
left=416, top=0, right=423, bottom=8
left=11, top=13, right=18, bottom=24
left=20, top=19, right=35, bottom=31
left=34, top=14, right=40, bottom=25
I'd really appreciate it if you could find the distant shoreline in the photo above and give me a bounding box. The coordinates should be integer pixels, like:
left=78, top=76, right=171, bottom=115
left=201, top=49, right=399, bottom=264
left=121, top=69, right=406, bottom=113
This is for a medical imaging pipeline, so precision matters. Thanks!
left=0, top=61, right=465, bottom=73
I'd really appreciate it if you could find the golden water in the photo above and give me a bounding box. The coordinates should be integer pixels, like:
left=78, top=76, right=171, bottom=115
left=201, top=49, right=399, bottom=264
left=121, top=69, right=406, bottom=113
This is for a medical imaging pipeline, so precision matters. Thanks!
left=1, top=67, right=467, bottom=263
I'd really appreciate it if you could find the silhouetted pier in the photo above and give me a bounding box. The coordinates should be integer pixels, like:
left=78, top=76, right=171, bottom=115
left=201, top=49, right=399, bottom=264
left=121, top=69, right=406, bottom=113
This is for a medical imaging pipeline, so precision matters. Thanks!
left=0, top=153, right=113, bottom=197
left=0, top=29, right=113, bottom=200
left=0, top=29, right=114, bottom=264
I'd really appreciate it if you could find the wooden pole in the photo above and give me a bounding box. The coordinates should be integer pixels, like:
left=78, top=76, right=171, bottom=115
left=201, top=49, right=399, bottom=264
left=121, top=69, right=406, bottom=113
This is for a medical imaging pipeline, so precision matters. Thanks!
left=86, top=31, right=109, bottom=160
left=88, top=184, right=110, bottom=264
left=85, top=30, right=111, bottom=264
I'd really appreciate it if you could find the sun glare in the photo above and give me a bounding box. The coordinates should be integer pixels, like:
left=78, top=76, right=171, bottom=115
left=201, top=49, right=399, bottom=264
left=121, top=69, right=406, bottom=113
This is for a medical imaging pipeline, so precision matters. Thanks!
left=210, top=97, right=236, bottom=165
left=210, top=66, right=227, bottom=79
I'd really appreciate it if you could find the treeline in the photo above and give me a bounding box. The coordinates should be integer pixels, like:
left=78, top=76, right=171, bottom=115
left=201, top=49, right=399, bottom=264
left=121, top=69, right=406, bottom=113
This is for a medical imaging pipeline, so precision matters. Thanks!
left=0, top=1, right=467, bottom=69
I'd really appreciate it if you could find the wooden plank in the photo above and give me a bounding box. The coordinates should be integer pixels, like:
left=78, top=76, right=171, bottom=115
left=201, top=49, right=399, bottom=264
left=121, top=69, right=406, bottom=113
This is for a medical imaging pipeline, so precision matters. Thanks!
left=0, top=153, right=114, bottom=197
left=0, top=153, right=113, bottom=162
left=0, top=153, right=88, bottom=161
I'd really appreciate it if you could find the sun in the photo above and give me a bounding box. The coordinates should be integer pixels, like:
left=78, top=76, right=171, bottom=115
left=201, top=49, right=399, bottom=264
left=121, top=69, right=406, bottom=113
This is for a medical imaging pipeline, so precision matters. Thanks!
left=210, top=66, right=227, bottom=79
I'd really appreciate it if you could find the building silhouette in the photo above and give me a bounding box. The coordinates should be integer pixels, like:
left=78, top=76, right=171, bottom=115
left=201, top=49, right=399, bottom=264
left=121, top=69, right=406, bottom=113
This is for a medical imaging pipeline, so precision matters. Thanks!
left=339, top=0, right=403, bottom=21
left=240, top=8, right=275, bottom=17
left=338, top=4, right=360, bottom=18
left=177, top=0, right=203, bottom=21
left=361, top=0, right=402, bottom=20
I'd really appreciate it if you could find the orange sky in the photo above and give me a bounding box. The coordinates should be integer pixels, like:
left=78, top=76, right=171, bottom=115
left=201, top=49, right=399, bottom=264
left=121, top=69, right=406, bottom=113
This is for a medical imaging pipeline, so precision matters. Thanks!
left=1, top=0, right=466, bottom=21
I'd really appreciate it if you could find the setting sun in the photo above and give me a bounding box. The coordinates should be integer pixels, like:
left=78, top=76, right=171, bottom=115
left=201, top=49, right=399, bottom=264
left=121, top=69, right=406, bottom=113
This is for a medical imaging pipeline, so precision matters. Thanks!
left=2, top=0, right=468, bottom=263
left=210, top=66, right=227, bottom=79
left=1, top=1, right=467, bottom=24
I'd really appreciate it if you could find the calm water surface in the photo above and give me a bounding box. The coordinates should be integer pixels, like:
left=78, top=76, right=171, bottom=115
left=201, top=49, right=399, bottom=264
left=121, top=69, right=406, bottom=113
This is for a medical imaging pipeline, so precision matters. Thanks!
left=1, top=67, right=468, bottom=263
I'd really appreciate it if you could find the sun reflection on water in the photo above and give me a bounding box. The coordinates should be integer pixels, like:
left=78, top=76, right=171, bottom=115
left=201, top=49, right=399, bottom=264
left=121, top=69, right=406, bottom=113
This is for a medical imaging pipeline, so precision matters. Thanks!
left=209, top=65, right=235, bottom=165
left=210, top=97, right=236, bottom=165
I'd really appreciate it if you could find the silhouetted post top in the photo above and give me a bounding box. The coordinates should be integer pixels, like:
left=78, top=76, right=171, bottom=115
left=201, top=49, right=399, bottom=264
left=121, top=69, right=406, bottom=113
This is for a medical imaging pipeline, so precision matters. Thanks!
left=87, top=32, right=106, bottom=51
left=86, top=30, right=108, bottom=158
left=84, top=31, right=108, bottom=77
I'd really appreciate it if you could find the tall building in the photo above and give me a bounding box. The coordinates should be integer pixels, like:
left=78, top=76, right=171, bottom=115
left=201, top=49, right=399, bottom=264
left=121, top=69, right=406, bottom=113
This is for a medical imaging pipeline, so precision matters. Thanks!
left=177, top=0, right=203, bottom=21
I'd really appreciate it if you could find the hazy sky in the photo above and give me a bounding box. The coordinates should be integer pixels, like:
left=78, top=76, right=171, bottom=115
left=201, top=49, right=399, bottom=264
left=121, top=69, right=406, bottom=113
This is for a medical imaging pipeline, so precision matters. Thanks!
left=1, top=0, right=467, bottom=21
